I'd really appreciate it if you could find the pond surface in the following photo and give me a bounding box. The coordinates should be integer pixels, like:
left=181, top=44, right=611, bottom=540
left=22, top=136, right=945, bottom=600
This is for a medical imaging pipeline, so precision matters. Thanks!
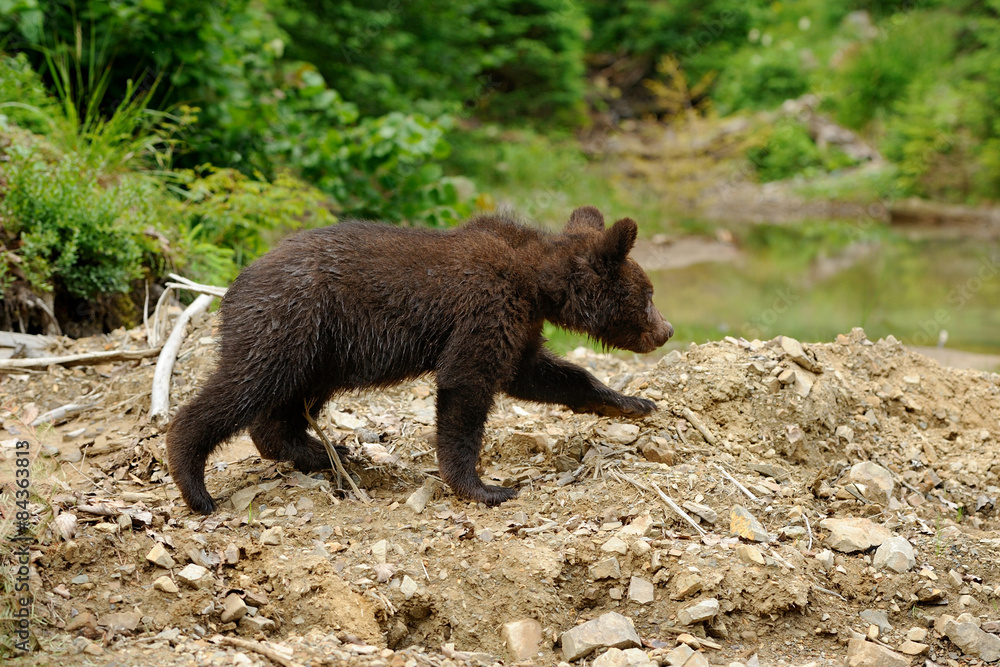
left=651, top=230, right=1000, bottom=354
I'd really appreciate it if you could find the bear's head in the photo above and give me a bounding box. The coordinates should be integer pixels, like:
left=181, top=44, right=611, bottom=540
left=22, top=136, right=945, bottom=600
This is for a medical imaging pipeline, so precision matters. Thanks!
left=548, top=206, right=673, bottom=353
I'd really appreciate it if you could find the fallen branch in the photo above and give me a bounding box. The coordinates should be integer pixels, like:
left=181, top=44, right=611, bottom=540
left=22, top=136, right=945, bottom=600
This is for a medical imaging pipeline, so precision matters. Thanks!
left=149, top=293, right=216, bottom=425
left=0, top=347, right=160, bottom=371
left=303, top=403, right=371, bottom=504
left=165, top=273, right=228, bottom=298
left=31, top=399, right=100, bottom=426
left=716, top=464, right=762, bottom=504
left=215, top=636, right=302, bottom=667
left=651, top=481, right=707, bottom=536
left=680, top=407, right=719, bottom=446
left=0, top=331, right=56, bottom=350
left=149, top=274, right=227, bottom=347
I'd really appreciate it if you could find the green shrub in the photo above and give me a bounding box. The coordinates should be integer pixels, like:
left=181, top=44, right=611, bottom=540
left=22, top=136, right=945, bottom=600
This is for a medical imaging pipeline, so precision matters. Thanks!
left=747, top=122, right=825, bottom=182
left=278, top=0, right=588, bottom=124
left=714, top=46, right=810, bottom=114
left=0, top=144, right=158, bottom=298
left=829, top=11, right=957, bottom=129
left=173, top=167, right=336, bottom=284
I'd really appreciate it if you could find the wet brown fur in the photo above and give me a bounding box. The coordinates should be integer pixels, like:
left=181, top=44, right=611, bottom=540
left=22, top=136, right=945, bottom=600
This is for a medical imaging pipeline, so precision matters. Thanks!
left=166, top=206, right=673, bottom=514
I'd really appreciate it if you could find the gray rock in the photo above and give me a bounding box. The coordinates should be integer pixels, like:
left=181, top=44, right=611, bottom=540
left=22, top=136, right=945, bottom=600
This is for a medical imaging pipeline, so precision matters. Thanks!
left=601, top=423, right=640, bottom=445
left=601, top=536, right=629, bottom=555
left=664, top=644, right=693, bottom=667
left=779, top=336, right=821, bottom=372
left=942, top=618, right=1000, bottom=661
left=152, top=575, right=178, bottom=593
left=677, top=598, right=720, bottom=625
left=628, top=577, right=654, bottom=604
left=848, top=462, right=895, bottom=504
left=224, top=543, right=240, bottom=565
left=260, top=526, right=283, bottom=546
left=176, top=564, right=212, bottom=589
left=819, top=518, right=891, bottom=552
left=405, top=479, right=441, bottom=514
left=239, top=615, right=275, bottom=633
left=815, top=549, right=836, bottom=570
left=681, top=501, right=718, bottom=524
left=736, top=544, right=765, bottom=565
left=657, top=350, right=683, bottom=368
left=873, top=537, right=915, bottom=573
left=730, top=506, right=770, bottom=542
left=501, top=618, right=542, bottom=661
left=589, top=557, right=622, bottom=580
left=400, top=575, right=419, bottom=600
left=560, top=612, right=641, bottom=662
left=592, top=647, right=655, bottom=667
left=371, top=539, right=388, bottom=564
left=146, top=543, right=175, bottom=569
left=102, top=611, right=141, bottom=633
left=749, top=463, right=790, bottom=481
left=859, top=610, right=892, bottom=634
left=220, top=593, right=249, bottom=623
left=846, top=638, right=909, bottom=667
left=670, top=572, right=703, bottom=600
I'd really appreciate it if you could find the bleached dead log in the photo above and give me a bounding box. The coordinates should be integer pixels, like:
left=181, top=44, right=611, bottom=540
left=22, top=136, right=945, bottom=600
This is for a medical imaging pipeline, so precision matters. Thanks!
left=31, top=399, right=101, bottom=426
left=149, top=293, right=216, bottom=425
left=148, top=274, right=227, bottom=347
left=0, top=347, right=161, bottom=371
left=0, top=331, right=56, bottom=350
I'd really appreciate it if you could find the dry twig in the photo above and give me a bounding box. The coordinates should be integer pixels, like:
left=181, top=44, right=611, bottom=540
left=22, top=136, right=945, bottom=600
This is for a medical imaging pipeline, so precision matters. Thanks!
left=680, top=407, right=719, bottom=446
left=650, top=481, right=707, bottom=536
left=0, top=348, right=160, bottom=371
left=302, top=403, right=371, bottom=504
left=716, top=464, right=762, bottom=504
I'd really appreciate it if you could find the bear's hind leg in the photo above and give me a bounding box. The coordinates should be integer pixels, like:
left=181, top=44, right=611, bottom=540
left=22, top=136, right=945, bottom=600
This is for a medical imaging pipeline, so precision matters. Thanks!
left=249, top=404, right=331, bottom=473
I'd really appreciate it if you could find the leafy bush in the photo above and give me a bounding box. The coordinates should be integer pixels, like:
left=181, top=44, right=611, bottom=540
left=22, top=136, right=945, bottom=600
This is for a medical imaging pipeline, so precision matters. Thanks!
left=172, top=167, right=336, bottom=285
left=713, top=45, right=810, bottom=114
left=829, top=11, right=957, bottom=129
left=277, top=0, right=588, bottom=124
left=747, top=122, right=825, bottom=182
left=2, top=1, right=474, bottom=223
left=746, top=121, right=860, bottom=182
left=0, top=144, right=158, bottom=298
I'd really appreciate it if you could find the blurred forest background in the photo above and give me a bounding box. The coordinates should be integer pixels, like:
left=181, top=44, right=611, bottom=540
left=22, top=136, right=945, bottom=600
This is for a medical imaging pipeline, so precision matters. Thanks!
left=1, top=0, right=998, bottom=356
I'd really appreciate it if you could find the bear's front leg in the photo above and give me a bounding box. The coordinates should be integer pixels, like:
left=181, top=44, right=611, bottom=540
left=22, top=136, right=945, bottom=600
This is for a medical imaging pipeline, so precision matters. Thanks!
left=435, top=382, right=519, bottom=506
left=505, top=345, right=656, bottom=418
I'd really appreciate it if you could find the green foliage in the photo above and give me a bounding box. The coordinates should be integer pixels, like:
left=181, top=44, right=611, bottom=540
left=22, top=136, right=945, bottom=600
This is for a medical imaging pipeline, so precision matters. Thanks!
left=173, top=167, right=336, bottom=284
left=829, top=11, right=957, bottom=129
left=1, top=1, right=472, bottom=224
left=713, top=45, right=810, bottom=114
left=582, top=0, right=762, bottom=100
left=0, top=52, right=60, bottom=134
left=0, top=144, right=157, bottom=298
left=278, top=0, right=588, bottom=124
left=747, top=122, right=857, bottom=182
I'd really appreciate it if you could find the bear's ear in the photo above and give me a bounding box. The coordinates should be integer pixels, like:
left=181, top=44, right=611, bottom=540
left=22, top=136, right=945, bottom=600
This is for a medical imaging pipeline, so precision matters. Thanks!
left=596, top=217, right=638, bottom=265
left=566, top=206, right=605, bottom=233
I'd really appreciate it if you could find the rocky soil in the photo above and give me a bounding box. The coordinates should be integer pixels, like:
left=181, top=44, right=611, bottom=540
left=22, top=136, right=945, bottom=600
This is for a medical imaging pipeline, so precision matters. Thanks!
left=2, top=314, right=1000, bottom=667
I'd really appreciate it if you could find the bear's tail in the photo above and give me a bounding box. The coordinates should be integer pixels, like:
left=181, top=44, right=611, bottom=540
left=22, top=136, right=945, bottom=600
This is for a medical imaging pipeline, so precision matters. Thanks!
left=166, top=374, right=257, bottom=514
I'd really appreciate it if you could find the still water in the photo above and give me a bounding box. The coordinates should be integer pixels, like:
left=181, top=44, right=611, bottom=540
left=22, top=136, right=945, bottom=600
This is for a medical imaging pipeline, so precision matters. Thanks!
left=652, top=230, right=1000, bottom=354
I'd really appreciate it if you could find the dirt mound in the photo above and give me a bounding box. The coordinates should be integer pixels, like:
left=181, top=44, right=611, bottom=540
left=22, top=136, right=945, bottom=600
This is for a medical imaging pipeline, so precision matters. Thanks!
left=2, top=317, right=1000, bottom=666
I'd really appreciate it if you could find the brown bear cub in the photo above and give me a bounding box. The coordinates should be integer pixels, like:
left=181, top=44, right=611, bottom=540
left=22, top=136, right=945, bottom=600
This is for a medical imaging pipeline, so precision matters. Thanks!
left=167, top=206, right=673, bottom=514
